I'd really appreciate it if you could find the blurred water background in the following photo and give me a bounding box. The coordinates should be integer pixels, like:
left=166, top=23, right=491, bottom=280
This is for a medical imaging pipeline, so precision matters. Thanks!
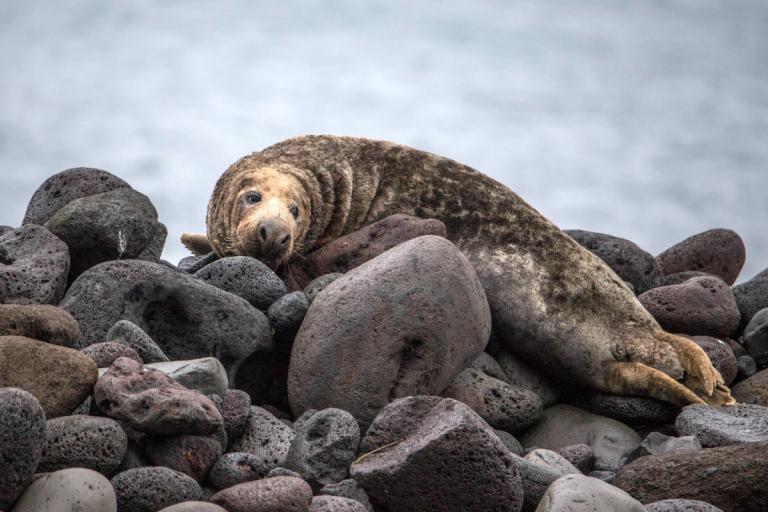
left=1, top=0, right=766, bottom=279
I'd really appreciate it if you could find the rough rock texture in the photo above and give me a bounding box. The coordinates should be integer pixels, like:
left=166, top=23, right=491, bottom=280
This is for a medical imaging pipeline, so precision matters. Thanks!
left=158, top=503, right=227, bottom=512
left=471, top=352, right=509, bottom=381
left=737, top=355, right=757, bottom=379
left=743, top=307, right=768, bottom=366
left=586, top=392, right=679, bottom=425
left=111, top=467, right=202, bottom=512
left=534, top=474, right=645, bottom=512
left=9, top=468, right=117, bottom=512
left=94, top=357, right=223, bottom=435
left=178, top=252, right=218, bottom=274
left=557, top=444, right=595, bottom=473
left=626, top=432, right=702, bottom=463
left=614, top=443, right=768, bottom=512
left=39, top=416, right=128, bottom=476
left=303, top=273, right=343, bottom=303
left=645, top=500, right=725, bottom=512
left=195, top=256, right=286, bottom=310
left=209, top=476, right=313, bottom=512
left=144, top=435, right=223, bottom=482
left=675, top=404, right=768, bottom=447
left=144, top=358, right=229, bottom=397
left=638, top=276, right=740, bottom=338
left=0, top=304, right=79, bottom=347
left=350, top=396, right=523, bottom=512
left=60, top=260, right=272, bottom=381
left=659, top=271, right=713, bottom=287
left=319, top=480, right=374, bottom=512
left=442, top=367, right=543, bottom=431
left=731, top=277, right=768, bottom=333
left=105, top=320, right=169, bottom=363
left=524, top=449, right=581, bottom=476
left=215, top=390, right=252, bottom=442
left=496, top=349, right=560, bottom=407
left=289, top=236, right=491, bottom=427
left=0, top=336, right=97, bottom=418
left=208, top=452, right=272, bottom=489
left=285, top=408, right=360, bottom=486
left=267, top=292, right=310, bottom=332
left=656, top=229, right=746, bottom=286
left=309, top=496, right=366, bottom=512
left=0, top=224, right=70, bottom=304
left=229, top=406, right=296, bottom=469
left=509, top=452, right=569, bottom=512
left=732, top=368, right=768, bottom=405
left=566, top=229, right=661, bottom=294
left=82, top=342, right=143, bottom=366
left=23, top=167, right=131, bottom=226
left=0, top=388, right=47, bottom=509
left=44, top=188, right=167, bottom=281
left=689, top=336, right=737, bottom=385
left=521, top=405, right=641, bottom=471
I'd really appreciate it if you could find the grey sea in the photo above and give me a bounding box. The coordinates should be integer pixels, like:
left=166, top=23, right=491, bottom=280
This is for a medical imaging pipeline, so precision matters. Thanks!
left=1, top=0, right=766, bottom=279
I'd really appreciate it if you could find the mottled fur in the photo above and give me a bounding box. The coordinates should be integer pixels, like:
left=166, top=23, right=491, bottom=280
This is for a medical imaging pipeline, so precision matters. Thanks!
left=190, top=135, right=734, bottom=406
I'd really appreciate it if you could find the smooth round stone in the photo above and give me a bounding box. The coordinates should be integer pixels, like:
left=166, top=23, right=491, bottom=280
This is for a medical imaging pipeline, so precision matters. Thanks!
left=105, top=320, right=169, bottom=363
left=216, top=389, right=251, bottom=441
left=303, top=273, right=343, bottom=303
left=743, top=307, right=768, bottom=366
left=229, top=406, right=296, bottom=469
left=158, top=503, right=227, bottom=512
left=0, top=304, right=79, bottom=347
left=10, top=468, right=117, bottom=512
left=737, top=355, right=758, bottom=379
left=82, top=342, right=143, bottom=366
left=645, top=499, right=725, bottom=512
left=0, top=335, right=98, bottom=418
left=587, top=392, right=679, bottom=425
left=509, top=451, right=567, bottom=511
left=731, top=278, right=768, bottom=333
left=0, top=388, right=46, bottom=509
left=143, top=358, right=229, bottom=397
left=626, top=432, right=702, bottom=463
left=0, top=224, right=70, bottom=305
left=39, top=416, right=127, bottom=475
left=319, top=480, right=373, bottom=512
left=524, top=449, right=581, bottom=476
left=195, top=256, right=286, bottom=310
left=495, top=429, right=524, bottom=455
left=675, top=404, right=768, bottom=447
left=471, top=352, right=509, bottom=381
left=208, top=452, right=271, bottom=489
left=267, top=291, right=309, bottom=332
left=310, top=496, right=366, bottom=512
left=111, top=467, right=202, bottom=512
left=690, top=336, right=738, bottom=385
left=144, top=435, right=222, bottom=482
left=210, top=476, right=313, bottom=512
left=732, top=368, right=768, bottom=406
left=534, top=474, right=645, bottom=512
left=655, top=229, right=746, bottom=286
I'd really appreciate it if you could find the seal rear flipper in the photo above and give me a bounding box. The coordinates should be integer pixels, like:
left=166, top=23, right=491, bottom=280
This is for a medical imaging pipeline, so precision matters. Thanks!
left=604, top=361, right=705, bottom=407
left=180, top=232, right=213, bottom=256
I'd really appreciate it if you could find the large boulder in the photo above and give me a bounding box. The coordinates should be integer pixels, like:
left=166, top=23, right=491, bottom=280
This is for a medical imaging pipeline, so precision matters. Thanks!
left=350, top=396, right=524, bottom=512
left=289, top=236, right=491, bottom=427
left=656, top=229, right=746, bottom=286
left=534, top=474, right=645, bottom=512
left=9, top=468, right=117, bottom=512
left=732, top=368, right=768, bottom=405
left=0, top=304, right=79, bottom=347
left=613, top=443, right=768, bottom=512
left=0, top=336, right=97, bottom=417
left=195, top=256, right=286, bottom=310
left=60, top=260, right=272, bottom=380
left=731, top=277, right=768, bottom=333
left=229, top=406, right=296, bottom=470
left=675, top=404, right=768, bottom=447
left=0, top=224, right=69, bottom=304
left=111, top=467, right=202, bottom=512
left=743, top=308, right=768, bottom=367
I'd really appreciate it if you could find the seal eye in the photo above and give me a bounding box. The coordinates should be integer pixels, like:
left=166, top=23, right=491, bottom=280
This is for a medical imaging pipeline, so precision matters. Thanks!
left=289, top=204, right=299, bottom=219
left=245, top=192, right=262, bottom=205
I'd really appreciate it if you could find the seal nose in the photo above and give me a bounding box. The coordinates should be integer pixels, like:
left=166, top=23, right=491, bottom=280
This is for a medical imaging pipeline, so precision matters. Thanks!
left=256, top=220, right=291, bottom=254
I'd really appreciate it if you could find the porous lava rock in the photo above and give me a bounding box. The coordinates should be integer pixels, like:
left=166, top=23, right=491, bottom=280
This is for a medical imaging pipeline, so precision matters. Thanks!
left=39, top=415, right=127, bottom=475
left=656, top=229, right=746, bottom=285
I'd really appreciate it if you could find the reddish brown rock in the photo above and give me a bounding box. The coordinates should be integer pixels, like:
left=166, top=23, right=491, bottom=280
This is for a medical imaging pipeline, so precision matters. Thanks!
left=144, top=434, right=222, bottom=482
left=732, top=368, right=768, bottom=406
left=209, top=476, right=313, bottom=512
left=0, top=335, right=97, bottom=417
left=81, top=341, right=143, bottom=366
left=613, top=443, right=768, bottom=512
left=0, top=304, right=80, bottom=347
left=689, top=336, right=737, bottom=385
left=656, top=229, right=746, bottom=285
left=94, top=357, right=223, bottom=435
left=638, top=276, right=740, bottom=338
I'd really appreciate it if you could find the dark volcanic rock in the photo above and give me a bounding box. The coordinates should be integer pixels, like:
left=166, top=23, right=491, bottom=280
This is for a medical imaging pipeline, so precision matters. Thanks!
left=675, top=404, right=768, bottom=447
left=105, top=320, right=169, bottom=363
left=587, top=392, right=680, bottom=425
left=208, top=452, right=272, bottom=489
left=94, top=357, right=223, bottom=435
left=39, top=415, right=127, bottom=476
left=144, top=434, right=222, bottom=482
left=566, top=229, right=661, bottom=293
left=178, top=252, right=218, bottom=274
left=645, top=499, right=725, bottom=512
left=195, top=256, right=286, bottom=310
left=350, top=396, right=523, bottom=512
left=0, top=335, right=97, bottom=418
left=0, top=304, right=79, bottom=347
left=44, top=188, right=167, bottom=281
left=690, top=336, right=737, bottom=385
left=229, top=406, right=296, bottom=470
left=626, top=432, right=702, bottom=463
left=638, top=276, right=740, bottom=338
left=303, top=273, right=343, bottom=303
left=217, top=389, right=252, bottom=442
left=656, top=229, right=746, bottom=285
left=613, top=442, right=768, bottom=512
left=496, top=349, right=560, bottom=407
left=659, top=271, right=714, bottom=287
left=731, top=277, right=768, bottom=333
left=23, top=167, right=131, bottom=226
left=60, top=260, right=272, bottom=381
left=81, top=341, right=143, bottom=366
left=267, top=291, right=309, bottom=332
left=111, top=467, right=202, bottom=512
left=319, top=480, right=373, bottom=512
left=310, top=496, right=366, bottom=512
left=743, top=307, right=768, bottom=366
left=557, top=444, right=595, bottom=473
left=737, top=354, right=757, bottom=379
left=289, top=236, right=491, bottom=427
left=209, top=476, right=313, bottom=512
left=0, top=388, right=46, bottom=509
left=732, top=368, right=768, bottom=405
left=0, top=224, right=69, bottom=304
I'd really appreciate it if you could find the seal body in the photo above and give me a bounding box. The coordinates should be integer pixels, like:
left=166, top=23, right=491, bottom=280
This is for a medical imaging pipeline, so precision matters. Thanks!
left=193, top=135, right=733, bottom=406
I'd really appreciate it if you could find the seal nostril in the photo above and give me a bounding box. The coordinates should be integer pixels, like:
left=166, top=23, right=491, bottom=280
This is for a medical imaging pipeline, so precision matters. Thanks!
left=280, top=234, right=290, bottom=246
left=258, top=226, right=268, bottom=242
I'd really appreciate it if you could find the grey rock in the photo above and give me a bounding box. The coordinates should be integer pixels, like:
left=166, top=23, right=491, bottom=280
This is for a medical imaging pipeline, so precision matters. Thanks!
left=61, top=260, right=272, bottom=382
left=0, top=224, right=69, bottom=305
left=587, top=392, right=679, bottom=425
left=9, top=468, right=117, bottom=512
left=266, top=467, right=302, bottom=479
left=743, top=307, right=768, bottom=366
left=659, top=271, right=714, bottom=287
left=195, top=256, right=286, bottom=310
left=209, top=476, right=313, bottom=512
left=626, top=432, right=702, bottom=463
left=289, top=236, right=491, bottom=428
left=285, top=408, right=361, bottom=486
left=645, top=499, right=725, bottom=512
left=319, top=480, right=373, bottom=512
left=471, top=352, right=509, bottom=381
left=442, top=367, right=543, bottom=432
left=586, top=470, right=615, bottom=483
left=39, top=416, right=128, bottom=476
left=144, top=358, right=228, bottom=397
left=105, top=320, right=169, bottom=364
left=690, top=336, right=738, bottom=385
left=510, top=453, right=567, bottom=512
left=208, top=452, right=271, bottom=489
left=216, top=389, right=251, bottom=442
left=656, top=229, right=746, bottom=286
left=732, top=278, right=768, bottom=333
left=304, top=273, right=343, bottom=303
left=497, top=349, right=560, bottom=407
left=495, top=429, right=524, bottom=455
left=111, top=467, right=202, bottom=512
left=557, top=444, right=594, bottom=473
left=178, top=252, right=218, bottom=274
left=737, top=355, right=758, bottom=378
left=675, top=403, right=768, bottom=446
left=82, top=342, right=143, bottom=366
left=230, top=406, right=296, bottom=469
left=534, top=474, right=645, bottom=512
left=521, top=405, right=641, bottom=471
left=732, top=367, right=768, bottom=406
left=144, top=435, right=222, bottom=482
left=310, top=496, right=366, bottom=512
left=350, top=396, right=523, bottom=512
left=157, top=503, right=227, bottom=512
left=0, top=388, right=47, bottom=509
left=267, top=291, right=309, bottom=332
left=524, top=449, right=581, bottom=475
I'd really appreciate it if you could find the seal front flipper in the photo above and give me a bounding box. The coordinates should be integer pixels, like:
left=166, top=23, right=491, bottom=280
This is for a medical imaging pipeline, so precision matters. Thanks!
left=604, top=361, right=705, bottom=407
left=180, top=232, right=213, bottom=256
